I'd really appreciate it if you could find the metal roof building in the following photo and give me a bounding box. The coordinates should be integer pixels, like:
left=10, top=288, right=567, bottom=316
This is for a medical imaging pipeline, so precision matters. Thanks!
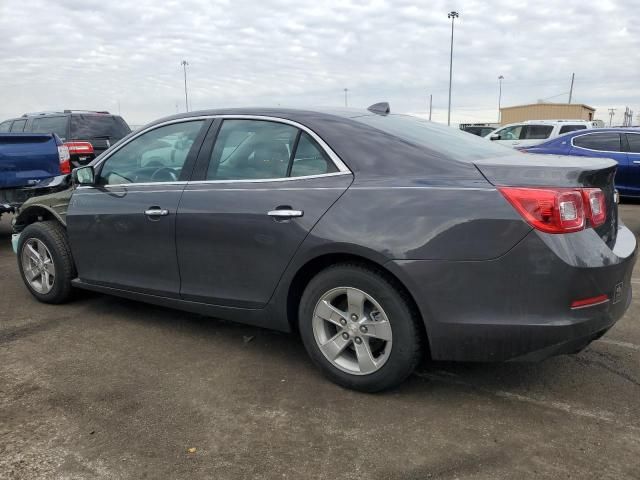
left=499, top=103, right=595, bottom=125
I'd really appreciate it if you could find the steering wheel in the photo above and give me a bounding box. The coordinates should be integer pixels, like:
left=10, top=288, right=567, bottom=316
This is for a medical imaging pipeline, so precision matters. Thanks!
left=150, top=167, right=178, bottom=182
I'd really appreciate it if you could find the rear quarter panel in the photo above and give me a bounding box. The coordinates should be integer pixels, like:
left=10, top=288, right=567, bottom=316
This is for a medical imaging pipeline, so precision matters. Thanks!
left=300, top=177, right=532, bottom=262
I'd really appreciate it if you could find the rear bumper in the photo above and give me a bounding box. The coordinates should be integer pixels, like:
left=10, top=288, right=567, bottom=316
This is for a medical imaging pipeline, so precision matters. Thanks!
left=392, top=224, right=637, bottom=362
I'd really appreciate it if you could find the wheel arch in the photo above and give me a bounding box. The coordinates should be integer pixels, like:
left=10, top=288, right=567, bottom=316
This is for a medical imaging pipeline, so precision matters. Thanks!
left=14, top=205, right=66, bottom=232
left=284, top=251, right=430, bottom=355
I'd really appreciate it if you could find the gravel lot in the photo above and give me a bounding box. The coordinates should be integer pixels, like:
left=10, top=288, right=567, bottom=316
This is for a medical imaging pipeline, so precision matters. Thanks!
left=1, top=204, right=639, bottom=480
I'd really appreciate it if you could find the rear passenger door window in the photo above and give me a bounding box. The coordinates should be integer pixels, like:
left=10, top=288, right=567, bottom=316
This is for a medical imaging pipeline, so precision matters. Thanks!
left=207, top=120, right=297, bottom=180
left=10, top=119, right=26, bottom=132
left=206, top=120, right=338, bottom=180
left=522, top=125, right=553, bottom=140
left=573, top=133, right=621, bottom=152
left=0, top=121, right=12, bottom=132
left=30, top=116, right=68, bottom=140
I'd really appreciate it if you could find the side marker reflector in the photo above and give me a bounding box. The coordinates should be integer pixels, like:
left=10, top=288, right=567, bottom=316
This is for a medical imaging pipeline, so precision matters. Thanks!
left=570, top=294, right=609, bottom=310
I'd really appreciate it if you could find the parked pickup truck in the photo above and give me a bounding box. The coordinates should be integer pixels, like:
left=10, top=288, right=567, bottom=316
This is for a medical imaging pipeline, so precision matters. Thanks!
left=0, top=133, right=72, bottom=219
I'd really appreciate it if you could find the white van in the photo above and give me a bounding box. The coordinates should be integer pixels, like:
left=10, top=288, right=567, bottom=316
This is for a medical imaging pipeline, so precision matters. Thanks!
left=486, top=120, right=600, bottom=148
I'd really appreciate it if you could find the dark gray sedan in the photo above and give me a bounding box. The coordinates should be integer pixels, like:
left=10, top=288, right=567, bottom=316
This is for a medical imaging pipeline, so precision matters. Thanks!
left=12, top=106, right=637, bottom=391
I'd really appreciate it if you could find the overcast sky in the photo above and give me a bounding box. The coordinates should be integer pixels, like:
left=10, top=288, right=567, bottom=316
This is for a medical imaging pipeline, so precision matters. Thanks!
left=1, top=0, right=638, bottom=126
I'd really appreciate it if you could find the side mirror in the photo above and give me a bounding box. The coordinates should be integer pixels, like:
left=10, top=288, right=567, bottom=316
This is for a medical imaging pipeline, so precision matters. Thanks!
left=490, top=134, right=501, bottom=141
left=73, top=166, right=95, bottom=186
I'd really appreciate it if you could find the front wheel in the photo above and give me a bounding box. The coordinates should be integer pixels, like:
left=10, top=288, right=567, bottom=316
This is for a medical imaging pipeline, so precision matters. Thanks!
left=17, top=221, right=76, bottom=304
left=298, top=263, right=423, bottom=392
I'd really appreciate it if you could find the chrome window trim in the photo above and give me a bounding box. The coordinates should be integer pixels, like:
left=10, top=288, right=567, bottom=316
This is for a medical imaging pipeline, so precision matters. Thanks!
left=90, top=114, right=352, bottom=187
left=187, top=171, right=351, bottom=185
left=570, top=132, right=623, bottom=155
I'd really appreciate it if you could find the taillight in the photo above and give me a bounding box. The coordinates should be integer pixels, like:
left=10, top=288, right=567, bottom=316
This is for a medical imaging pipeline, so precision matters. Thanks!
left=583, top=188, right=606, bottom=227
left=65, top=141, right=94, bottom=155
left=499, top=186, right=607, bottom=234
left=57, top=145, right=71, bottom=174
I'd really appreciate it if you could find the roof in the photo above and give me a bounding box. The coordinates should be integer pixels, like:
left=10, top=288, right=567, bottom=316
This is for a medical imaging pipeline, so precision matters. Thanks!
left=500, top=103, right=595, bottom=111
left=146, top=107, right=373, bottom=127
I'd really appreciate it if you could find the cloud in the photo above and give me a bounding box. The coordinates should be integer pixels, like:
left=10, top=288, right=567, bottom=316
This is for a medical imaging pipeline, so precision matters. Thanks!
left=0, top=0, right=638, bottom=126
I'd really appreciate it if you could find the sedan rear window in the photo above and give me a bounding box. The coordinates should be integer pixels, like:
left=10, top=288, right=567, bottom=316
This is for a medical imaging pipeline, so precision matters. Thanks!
left=70, top=115, right=131, bottom=140
left=353, top=115, right=513, bottom=162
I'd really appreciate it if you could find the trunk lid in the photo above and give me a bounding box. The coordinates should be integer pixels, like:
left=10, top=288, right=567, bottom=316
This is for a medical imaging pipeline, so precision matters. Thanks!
left=474, top=154, right=618, bottom=247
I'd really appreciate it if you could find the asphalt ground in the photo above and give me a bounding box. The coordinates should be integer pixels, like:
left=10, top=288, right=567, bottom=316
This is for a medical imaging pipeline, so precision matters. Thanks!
left=1, top=203, right=639, bottom=479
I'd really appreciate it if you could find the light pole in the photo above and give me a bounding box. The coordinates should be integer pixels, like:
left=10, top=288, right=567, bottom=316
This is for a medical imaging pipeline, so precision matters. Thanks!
left=608, top=108, right=616, bottom=127
left=181, top=60, right=189, bottom=112
left=447, top=11, right=459, bottom=126
left=344, top=88, right=349, bottom=108
left=498, top=75, right=504, bottom=124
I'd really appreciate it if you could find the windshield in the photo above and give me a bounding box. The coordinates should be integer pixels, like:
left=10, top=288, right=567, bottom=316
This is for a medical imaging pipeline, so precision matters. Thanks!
left=70, top=115, right=131, bottom=140
left=353, top=114, right=514, bottom=162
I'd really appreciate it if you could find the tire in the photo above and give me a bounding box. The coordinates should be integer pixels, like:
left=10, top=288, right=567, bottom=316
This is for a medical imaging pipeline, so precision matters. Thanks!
left=17, top=221, right=76, bottom=304
left=298, top=263, right=423, bottom=392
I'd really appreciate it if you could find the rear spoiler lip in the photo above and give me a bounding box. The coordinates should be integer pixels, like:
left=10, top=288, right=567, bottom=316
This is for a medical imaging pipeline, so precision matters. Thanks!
left=473, top=154, right=617, bottom=188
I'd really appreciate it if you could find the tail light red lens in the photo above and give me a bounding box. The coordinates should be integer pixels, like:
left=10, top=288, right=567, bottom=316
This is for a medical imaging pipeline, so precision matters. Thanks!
left=499, top=186, right=607, bottom=234
left=583, top=188, right=606, bottom=227
left=57, top=145, right=71, bottom=175
left=65, top=141, right=94, bottom=155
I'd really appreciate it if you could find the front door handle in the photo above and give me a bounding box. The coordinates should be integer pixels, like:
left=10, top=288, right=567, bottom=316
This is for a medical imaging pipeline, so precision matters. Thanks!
left=144, top=208, right=169, bottom=217
left=268, top=209, right=304, bottom=219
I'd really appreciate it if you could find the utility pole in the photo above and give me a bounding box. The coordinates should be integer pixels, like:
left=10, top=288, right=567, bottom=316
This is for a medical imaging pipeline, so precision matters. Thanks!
left=608, top=108, right=616, bottom=127
left=181, top=60, right=189, bottom=112
left=568, top=73, right=575, bottom=104
left=498, top=75, right=504, bottom=124
left=447, top=11, right=459, bottom=126
left=428, top=93, right=433, bottom=121
left=344, top=88, right=348, bottom=108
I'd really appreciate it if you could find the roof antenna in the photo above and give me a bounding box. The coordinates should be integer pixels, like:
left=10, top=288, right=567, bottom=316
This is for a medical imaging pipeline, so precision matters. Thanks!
left=367, top=102, right=390, bottom=115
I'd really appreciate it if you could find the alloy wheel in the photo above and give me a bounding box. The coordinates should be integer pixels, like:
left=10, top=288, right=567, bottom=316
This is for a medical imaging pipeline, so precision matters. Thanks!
left=21, top=238, right=56, bottom=294
left=312, top=287, right=393, bottom=375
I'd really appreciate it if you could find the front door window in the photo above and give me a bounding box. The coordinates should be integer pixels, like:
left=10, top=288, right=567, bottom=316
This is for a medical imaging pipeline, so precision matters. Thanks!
left=98, top=120, right=205, bottom=185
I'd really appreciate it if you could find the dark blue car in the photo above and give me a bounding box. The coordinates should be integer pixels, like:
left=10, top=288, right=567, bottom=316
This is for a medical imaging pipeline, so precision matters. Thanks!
left=522, top=128, right=640, bottom=197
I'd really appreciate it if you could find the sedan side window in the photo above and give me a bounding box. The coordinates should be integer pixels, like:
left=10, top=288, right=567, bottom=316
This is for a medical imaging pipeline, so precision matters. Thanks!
left=98, top=120, right=204, bottom=185
left=10, top=119, right=27, bottom=132
left=0, top=121, right=12, bottom=132
left=522, top=125, right=553, bottom=140
left=290, top=132, right=338, bottom=177
left=626, top=134, right=640, bottom=153
left=573, top=133, right=621, bottom=152
left=559, top=125, right=586, bottom=134
left=207, top=120, right=298, bottom=180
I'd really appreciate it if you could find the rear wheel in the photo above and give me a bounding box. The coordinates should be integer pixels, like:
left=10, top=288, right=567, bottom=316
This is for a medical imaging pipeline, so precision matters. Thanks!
left=298, top=263, right=423, bottom=392
left=17, top=221, right=76, bottom=304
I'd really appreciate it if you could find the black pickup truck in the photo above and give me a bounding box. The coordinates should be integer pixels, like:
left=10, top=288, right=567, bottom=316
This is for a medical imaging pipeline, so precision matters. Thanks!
left=0, top=110, right=131, bottom=167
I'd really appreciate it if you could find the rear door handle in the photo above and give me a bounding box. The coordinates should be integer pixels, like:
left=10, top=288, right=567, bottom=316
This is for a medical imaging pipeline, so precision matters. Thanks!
left=144, top=208, right=169, bottom=217
left=633, top=161, right=640, bottom=164
left=268, top=209, right=304, bottom=219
